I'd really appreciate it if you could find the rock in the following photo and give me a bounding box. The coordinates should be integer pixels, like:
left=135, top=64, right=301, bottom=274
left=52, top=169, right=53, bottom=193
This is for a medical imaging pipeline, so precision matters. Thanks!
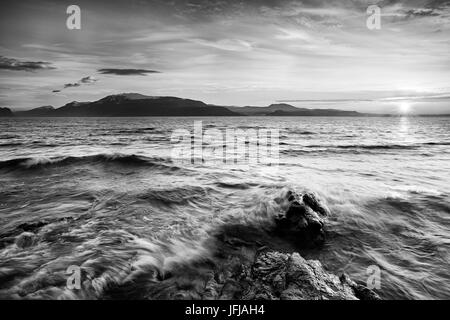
left=203, top=274, right=220, bottom=300
left=339, top=274, right=381, bottom=300
left=283, top=253, right=356, bottom=300
left=112, top=249, right=380, bottom=300
left=172, top=290, right=202, bottom=300
left=220, top=280, right=241, bottom=299
left=352, top=283, right=381, bottom=300
left=302, top=192, right=330, bottom=216
left=242, top=251, right=379, bottom=300
left=15, top=232, right=37, bottom=249
left=275, top=191, right=326, bottom=246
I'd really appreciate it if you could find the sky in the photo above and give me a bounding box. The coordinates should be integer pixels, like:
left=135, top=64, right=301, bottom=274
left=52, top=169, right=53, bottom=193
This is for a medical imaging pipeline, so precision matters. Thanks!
left=0, top=0, right=449, bottom=114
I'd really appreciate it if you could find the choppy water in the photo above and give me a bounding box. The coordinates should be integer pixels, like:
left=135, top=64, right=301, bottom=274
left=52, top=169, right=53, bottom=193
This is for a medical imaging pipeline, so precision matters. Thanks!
left=0, top=116, right=449, bottom=300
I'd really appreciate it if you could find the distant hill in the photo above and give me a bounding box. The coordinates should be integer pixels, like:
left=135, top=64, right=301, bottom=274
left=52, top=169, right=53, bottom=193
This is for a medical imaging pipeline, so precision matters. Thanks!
left=227, top=103, right=305, bottom=116
left=15, top=106, right=54, bottom=117
left=267, top=109, right=363, bottom=116
left=0, top=107, right=13, bottom=117
left=14, top=93, right=240, bottom=117
left=228, top=103, right=373, bottom=116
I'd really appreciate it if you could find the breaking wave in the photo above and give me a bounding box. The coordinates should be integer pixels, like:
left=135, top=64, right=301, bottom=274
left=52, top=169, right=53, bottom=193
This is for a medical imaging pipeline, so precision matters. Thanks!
left=0, top=154, right=181, bottom=172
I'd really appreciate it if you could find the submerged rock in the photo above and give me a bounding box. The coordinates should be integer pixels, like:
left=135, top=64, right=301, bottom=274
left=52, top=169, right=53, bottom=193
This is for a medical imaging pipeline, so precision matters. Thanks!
left=15, top=232, right=37, bottom=249
left=275, top=191, right=328, bottom=246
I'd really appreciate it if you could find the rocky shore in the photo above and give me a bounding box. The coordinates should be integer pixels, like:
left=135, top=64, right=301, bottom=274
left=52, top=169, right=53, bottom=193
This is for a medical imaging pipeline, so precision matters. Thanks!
left=4, top=189, right=380, bottom=300
left=201, top=250, right=379, bottom=300
left=198, top=190, right=380, bottom=300
left=105, top=190, right=380, bottom=300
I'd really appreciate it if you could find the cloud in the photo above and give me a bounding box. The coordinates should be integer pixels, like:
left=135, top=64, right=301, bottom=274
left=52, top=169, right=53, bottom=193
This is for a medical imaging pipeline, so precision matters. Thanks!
left=0, top=55, right=55, bottom=72
left=63, top=83, right=81, bottom=89
left=97, top=68, right=161, bottom=75
left=55, top=76, right=98, bottom=92
left=80, top=76, right=98, bottom=84
left=405, top=8, right=440, bottom=17
left=275, top=28, right=314, bottom=41
left=191, top=38, right=253, bottom=52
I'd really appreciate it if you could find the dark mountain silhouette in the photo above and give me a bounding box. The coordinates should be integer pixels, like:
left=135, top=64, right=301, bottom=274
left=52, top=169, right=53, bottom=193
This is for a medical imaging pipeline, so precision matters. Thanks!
left=267, top=109, right=363, bottom=116
left=0, top=107, right=13, bottom=117
left=15, top=106, right=54, bottom=117
left=11, top=93, right=379, bottom=117
left=227, top=103, right=304, bottom=115
left=227, top=103, right=374, bottom=116
left=15, top=94, right=239, bottom=117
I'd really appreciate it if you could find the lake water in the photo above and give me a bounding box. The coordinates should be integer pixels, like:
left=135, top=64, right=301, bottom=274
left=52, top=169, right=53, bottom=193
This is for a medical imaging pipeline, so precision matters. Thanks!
left=0, top=117, right=449, bottom=299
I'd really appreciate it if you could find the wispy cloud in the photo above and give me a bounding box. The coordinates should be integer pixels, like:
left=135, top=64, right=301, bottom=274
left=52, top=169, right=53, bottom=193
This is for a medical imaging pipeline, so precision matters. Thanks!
left=80, top=76, right=97, bottom=84
left=97, top=68, right=161, bottom=76
left=63, top=82, right=81, bottom=89
left=191, top=38, right=253, bottom=52
left=0, top=55, right=55, bottom=72
left=55, top=76, right=98, bottom=93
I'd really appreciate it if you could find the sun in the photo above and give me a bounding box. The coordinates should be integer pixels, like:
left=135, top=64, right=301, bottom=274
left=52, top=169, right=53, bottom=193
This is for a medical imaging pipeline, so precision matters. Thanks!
left=399, top=102, right=411, bottom=114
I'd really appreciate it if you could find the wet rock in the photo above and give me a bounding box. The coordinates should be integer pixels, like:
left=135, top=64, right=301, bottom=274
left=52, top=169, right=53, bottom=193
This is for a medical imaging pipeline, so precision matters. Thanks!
left=171, top=290, right=202, bottom=300
left=15, top=232, right=37, bottom=249
left=302, top=192, right=330, bottom=216
left=242, top=251, right=379, bottom=300
left=240, top=251, right=288, bottom=299
left=352, top=284, right=381, bottom=300
left=275, top=191, right=326, bottom=246
left=339, top=274, right=381, bottom=300
left=203, top=274, right=220, bottom=300
left=220, top=280, right=241, bottom=299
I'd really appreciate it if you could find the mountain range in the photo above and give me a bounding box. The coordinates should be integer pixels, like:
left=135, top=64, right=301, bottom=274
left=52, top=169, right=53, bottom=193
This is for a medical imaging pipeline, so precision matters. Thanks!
left=12, top=94, right=238, bottom=117
left=0, top=93, right=428, bottom=117
left=226, top=103, right=362, bottom=116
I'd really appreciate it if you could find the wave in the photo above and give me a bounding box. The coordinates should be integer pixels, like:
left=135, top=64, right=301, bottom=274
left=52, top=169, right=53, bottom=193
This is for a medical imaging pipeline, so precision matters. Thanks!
left=114, top=128, right=157, bottom=134
left=0, top=153, right=182, bottom=172
left=303, top=144, right=416, bottom=150
left=138, top=186, right=212, bottom=205
left=422, top=142, right=450, bottom=146
left=281, top=142, right=450, bottom=155
left=215, top=181, right=256, bottom=189
left=281, top=148, right=398, bottom=156
left=0, top=142, right=22, bottom=147
left=0, top=135, right=20, bottom=140
left=305, top=142, right=450, bottom=150
left=287, top=130, right=316, bottom=135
